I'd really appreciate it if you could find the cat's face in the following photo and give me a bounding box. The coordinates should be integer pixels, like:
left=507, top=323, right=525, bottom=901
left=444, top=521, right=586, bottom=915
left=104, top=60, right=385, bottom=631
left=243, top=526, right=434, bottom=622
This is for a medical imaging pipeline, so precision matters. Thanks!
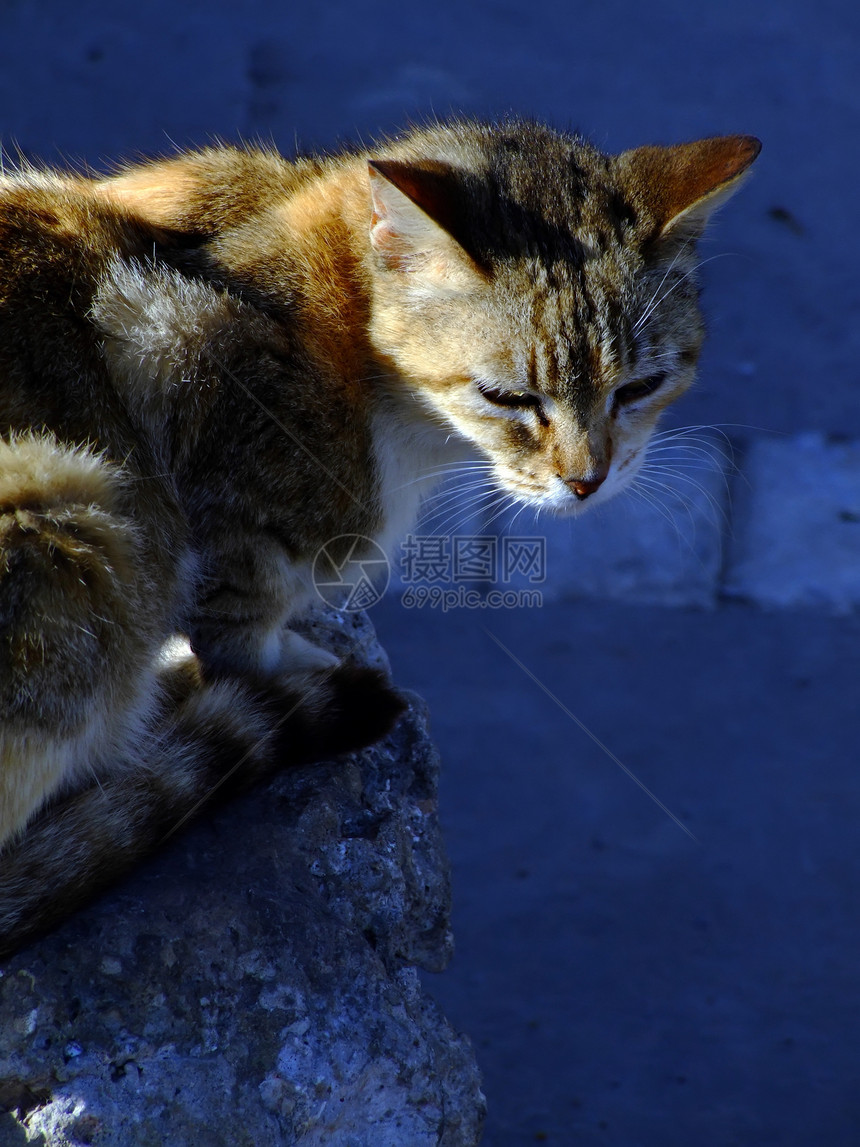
left=365, top=122, right=758, bottom=517
left=370, top=238, right=703, bottom=518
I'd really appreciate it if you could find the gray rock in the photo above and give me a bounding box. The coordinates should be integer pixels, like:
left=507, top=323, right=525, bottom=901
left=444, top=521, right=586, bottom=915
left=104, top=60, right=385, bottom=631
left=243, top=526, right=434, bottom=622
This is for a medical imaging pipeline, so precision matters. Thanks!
left=0, top=608, right=485, bottom=1146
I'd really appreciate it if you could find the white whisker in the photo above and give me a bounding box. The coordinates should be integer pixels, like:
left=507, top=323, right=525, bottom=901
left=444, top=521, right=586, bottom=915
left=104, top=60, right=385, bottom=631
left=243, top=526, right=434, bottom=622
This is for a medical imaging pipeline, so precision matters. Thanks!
left=418, top=477, right=499, bottom=516
left=632, top=241, right=693, bottom=336
left=626, top=482, right=686, bottom=539
left=419, top=482, right=503, bottom=534
left=634, top=254, right=731, bottom=340
left=484, top=492, right=523, bottom=530
left=640, top=466, right=730, bottom=529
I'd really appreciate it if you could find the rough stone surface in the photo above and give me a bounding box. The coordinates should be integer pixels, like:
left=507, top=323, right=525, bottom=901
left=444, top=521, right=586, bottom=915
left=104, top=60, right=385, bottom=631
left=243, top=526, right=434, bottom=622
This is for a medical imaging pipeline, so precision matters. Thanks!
left=0, top=608, right=485, bottom=1146
left=724, top=432, right=860, bottom=612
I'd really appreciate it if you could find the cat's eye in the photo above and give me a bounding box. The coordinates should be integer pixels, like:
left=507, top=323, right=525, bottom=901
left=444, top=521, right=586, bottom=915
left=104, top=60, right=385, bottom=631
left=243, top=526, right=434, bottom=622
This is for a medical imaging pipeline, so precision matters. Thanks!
left=613, top=372, right=668, bottom=407
left=478, top=382, right=542, bottom=411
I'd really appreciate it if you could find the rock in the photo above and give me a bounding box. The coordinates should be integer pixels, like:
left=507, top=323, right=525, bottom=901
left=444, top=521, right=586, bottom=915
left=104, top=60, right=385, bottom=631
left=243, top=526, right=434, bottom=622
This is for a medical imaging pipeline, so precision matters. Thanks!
left=0, top=607, right=485, bottom=1146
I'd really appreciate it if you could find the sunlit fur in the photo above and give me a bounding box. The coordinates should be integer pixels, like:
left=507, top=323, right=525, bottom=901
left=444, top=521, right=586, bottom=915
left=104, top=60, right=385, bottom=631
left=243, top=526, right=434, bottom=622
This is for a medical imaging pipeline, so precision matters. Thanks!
left=364, top=121, right=758, bottom=521
left=0, top=117, right=757, bottom=953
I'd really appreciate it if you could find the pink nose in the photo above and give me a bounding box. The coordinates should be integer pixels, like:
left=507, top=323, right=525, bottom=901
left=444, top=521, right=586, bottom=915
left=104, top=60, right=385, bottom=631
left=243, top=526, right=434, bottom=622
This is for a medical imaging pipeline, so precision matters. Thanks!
left=565, top=472, right=608, bottom=500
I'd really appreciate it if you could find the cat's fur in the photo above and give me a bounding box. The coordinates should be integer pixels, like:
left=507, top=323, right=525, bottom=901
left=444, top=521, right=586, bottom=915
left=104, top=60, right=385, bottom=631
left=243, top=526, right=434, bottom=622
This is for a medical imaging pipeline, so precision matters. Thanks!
left=0, top=118, right=759, bottom=956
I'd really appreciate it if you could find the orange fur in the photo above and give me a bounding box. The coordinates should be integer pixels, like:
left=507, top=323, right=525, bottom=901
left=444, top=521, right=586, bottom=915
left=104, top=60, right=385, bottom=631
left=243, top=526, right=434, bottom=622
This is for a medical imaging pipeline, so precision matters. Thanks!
left=0, top=117, right=758, bottom=954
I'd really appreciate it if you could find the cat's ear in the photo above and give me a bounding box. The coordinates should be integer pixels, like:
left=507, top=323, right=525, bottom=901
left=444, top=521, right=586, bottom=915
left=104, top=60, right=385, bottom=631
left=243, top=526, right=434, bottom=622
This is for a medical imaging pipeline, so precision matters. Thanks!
left=366, top=160, right=483, bottom=284
left=616, top=135, right=761, bottom=240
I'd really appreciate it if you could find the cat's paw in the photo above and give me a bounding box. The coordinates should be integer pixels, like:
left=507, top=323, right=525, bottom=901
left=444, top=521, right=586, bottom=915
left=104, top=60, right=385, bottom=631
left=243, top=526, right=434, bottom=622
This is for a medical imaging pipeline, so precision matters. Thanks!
left=192, top=624, right=340, bottom=681
left=278, top=629, right=340, bottom=674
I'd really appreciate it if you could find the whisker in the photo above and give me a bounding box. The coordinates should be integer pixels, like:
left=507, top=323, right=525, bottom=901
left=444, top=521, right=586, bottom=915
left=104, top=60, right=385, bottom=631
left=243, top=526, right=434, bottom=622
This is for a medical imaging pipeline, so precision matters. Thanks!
left=418, top=478, right=500, bottom=518
left=632, top=241, right=693, bottom=336
left=634, top=254, right=732, bottom=340
left=641, top=448, right=732, bottom=490
left=656, top=421, right=782, bottom=439
left=418, top=484, right=502, bottom=534
left=626, top=482, right=686, bottom=540
left=484, top=492, right=523, bottom=531
left=646, top=439, right=729, bottom=456
left=393, top=463, right=497, bottom=496
left=641, top=466, right=731, bottom=528
left=636, top=471, right=722, bottom=543
left=647, top=427, right=740, bottom=472
left=506, top=499, right=533, bottom=534
left=644, top=451, right=732, bottom=473
left=631, top=475, right=725, bottom=578
left=643, top=451, right=736, bottom=486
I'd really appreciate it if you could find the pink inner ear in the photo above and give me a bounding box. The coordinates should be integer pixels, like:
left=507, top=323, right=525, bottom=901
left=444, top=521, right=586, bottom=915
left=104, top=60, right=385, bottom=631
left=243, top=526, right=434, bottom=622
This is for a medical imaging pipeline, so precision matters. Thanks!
left=369, top=209, right=393, bottom=245
left=367, top=158, right=472, bottom=252
left=367, top=170, right=411, bottom=266
left=366, top=160, right=485, bottom=279
left=369, top=215, right=407, bottom=266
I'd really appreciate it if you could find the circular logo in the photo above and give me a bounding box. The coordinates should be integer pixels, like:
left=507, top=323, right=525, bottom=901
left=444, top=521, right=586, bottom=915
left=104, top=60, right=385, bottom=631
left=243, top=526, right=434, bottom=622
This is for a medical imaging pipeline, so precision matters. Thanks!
left=312, top=534, right=390, bottom=611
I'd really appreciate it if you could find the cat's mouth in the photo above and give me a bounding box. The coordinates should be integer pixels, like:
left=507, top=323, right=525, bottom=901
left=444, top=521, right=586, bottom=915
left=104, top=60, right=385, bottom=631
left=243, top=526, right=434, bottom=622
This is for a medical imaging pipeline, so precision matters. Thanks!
left=489, top=471, right=598, bottom=518
left=493, top=447, right=648, bottom=518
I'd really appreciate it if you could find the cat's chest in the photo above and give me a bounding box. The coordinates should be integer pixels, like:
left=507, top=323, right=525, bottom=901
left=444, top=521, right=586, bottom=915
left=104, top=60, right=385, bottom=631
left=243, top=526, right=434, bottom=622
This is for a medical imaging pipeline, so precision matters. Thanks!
left=369, top=408, right=469, bottom=562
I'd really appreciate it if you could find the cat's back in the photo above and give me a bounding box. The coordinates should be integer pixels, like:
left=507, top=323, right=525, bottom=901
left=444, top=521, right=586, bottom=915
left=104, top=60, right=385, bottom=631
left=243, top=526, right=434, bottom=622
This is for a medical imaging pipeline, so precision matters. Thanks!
left=0, top=147, right=296, bottom=439
left=0, top=143, right=302, bottom=273
left=0, top=169, right=141, bottom=310
left=0, top=169, right=151, bottom=435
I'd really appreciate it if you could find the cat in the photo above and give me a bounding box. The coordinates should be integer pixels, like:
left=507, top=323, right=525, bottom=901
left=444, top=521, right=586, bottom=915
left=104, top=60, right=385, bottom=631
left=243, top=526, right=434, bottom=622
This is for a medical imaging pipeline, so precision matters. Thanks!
left=0, top=117, right=759, bottom=956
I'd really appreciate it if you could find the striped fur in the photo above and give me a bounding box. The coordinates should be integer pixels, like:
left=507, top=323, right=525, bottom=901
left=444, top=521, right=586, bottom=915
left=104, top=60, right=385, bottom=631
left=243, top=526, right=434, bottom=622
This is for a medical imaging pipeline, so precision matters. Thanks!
left=0, top=118, right=758, bottom=955
left=0, top=655, right=404, bottom=958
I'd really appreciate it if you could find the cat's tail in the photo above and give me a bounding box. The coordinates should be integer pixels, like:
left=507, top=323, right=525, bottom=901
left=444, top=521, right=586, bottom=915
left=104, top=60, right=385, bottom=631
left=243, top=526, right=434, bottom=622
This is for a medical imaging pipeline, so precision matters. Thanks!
left=0, top=653, right=405, bottom=960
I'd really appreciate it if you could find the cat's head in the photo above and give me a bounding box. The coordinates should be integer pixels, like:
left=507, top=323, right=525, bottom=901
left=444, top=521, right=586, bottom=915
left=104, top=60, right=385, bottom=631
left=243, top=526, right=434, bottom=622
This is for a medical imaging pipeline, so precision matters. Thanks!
left=365, top=120, right=759, bottom=515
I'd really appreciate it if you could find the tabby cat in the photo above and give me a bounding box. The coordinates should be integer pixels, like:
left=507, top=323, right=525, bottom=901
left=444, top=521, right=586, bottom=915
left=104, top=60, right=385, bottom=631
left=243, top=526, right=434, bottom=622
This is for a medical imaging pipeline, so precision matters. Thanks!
left=0, top=117, right=759, bottom=956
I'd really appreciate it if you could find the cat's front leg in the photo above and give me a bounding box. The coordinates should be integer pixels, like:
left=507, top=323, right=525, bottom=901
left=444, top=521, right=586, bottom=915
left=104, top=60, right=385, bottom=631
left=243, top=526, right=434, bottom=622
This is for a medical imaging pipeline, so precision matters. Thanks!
left=188, top=533, right=344, bottom=681
left=188, top=531, right=403, bottom=757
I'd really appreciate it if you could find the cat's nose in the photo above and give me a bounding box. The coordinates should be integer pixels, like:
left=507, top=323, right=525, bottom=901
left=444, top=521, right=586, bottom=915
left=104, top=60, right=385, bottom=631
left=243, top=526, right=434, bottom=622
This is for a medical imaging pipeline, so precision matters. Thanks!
left=564, top=471, right=608, bottom=500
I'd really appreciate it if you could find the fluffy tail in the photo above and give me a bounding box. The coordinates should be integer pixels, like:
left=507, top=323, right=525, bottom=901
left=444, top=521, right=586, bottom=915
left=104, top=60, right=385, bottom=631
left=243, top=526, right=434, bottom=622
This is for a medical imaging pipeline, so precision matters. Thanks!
left=0, top=655, right=405, bottom=960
